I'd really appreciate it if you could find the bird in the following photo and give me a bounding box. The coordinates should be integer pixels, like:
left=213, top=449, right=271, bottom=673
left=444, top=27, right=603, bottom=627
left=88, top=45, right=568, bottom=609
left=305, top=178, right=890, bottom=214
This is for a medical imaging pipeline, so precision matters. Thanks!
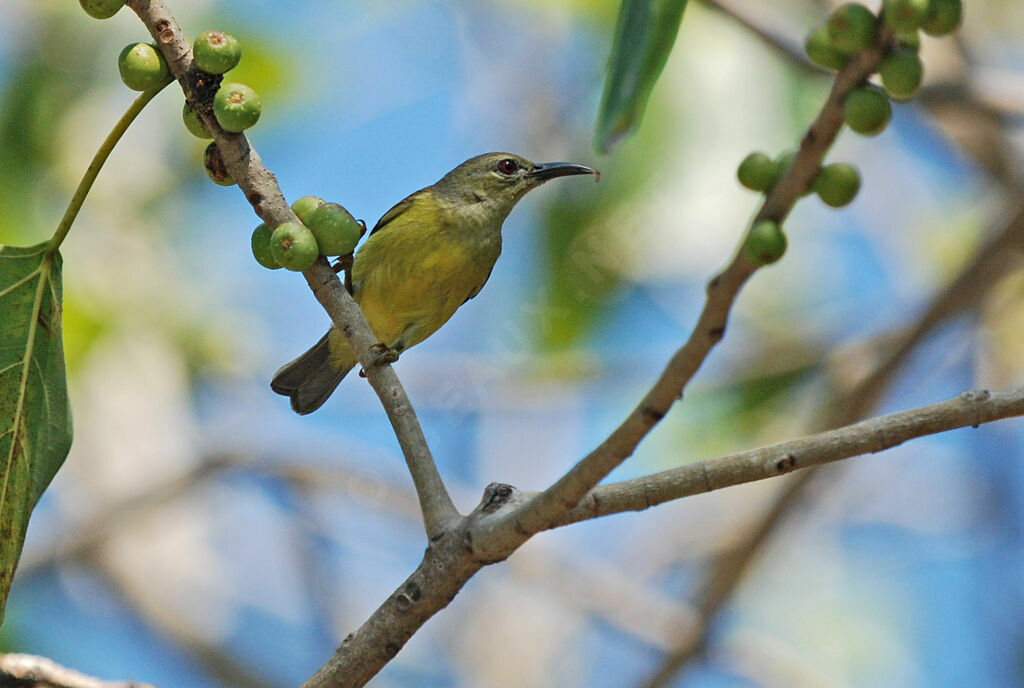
left=271, top=152, right=599, bottom=414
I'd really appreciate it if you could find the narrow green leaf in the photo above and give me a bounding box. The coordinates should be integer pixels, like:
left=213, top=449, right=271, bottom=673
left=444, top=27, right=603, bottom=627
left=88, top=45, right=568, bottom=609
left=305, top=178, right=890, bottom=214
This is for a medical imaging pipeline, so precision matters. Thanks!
left=0, top=243, right=72, bottom=625
left=594, top=0, right=689, bottom=154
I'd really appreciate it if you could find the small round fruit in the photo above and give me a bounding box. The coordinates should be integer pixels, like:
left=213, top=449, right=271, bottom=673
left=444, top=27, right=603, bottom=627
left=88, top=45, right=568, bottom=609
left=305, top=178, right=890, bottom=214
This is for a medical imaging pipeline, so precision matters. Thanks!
left=193, top=31, right=242, bottom=74
left=922, top=0, right=962, bottom=36
left=896, top=30, right=921, bottom=51
left=814, top=163, right=861, bottom=207
left=844, top=84, right=892, bottom=136
left=182, top=101, right=212, bottom=139
left=203, top=142, right=235, bottom=186
left=308, top=203, right=363, bottom=256
left=291, top=196, right=326, bottom=225
left=743, top=220, right=788, bottom=266
left=270, top=222, right=319, bottom=272
left=775, top=149, right=797, bottom=174
left=805, top=26, right=849, bottom=71
left=827, top=3, right=878, bottom=54
left=80, top=0, right=125, bottom=19
left=251, top=223, right=282, bottom=270
left=880, top=48, right=924, bottom=99
left=213, top=82, right=261, bottom=133
left=883, top=0, right=929, bottom=33
left=737, top=152, right=780, bottom=192
left=118, top=42, right=169, bottom=91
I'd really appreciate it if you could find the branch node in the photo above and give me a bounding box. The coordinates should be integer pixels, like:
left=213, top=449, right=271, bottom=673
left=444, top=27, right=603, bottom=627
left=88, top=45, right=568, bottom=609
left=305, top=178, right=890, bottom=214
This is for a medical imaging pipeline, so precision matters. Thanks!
left=641, top=404, right=666, bottom=425
left=767, top=452, right=798, bottom=475
left=479, top=483, right=515, bottom=514
left=960, top=388, right=991, bottom=427
left=403, top=581, right=422, bottom=602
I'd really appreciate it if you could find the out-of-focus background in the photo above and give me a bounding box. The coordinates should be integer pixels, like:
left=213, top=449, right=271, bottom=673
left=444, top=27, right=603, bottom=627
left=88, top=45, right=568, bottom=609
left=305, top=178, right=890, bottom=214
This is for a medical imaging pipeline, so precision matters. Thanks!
left=2, top=0, right=1024, bottom=686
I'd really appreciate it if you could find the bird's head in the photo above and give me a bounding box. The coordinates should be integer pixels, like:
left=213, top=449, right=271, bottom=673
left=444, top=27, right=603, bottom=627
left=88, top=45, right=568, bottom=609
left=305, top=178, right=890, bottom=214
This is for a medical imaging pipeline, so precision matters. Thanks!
left=432, top=152, right=599, bottom=220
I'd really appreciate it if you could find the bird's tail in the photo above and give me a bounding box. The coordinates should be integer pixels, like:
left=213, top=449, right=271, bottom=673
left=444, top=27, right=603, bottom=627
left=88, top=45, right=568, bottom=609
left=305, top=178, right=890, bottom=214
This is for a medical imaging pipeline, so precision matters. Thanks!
left=271, top=331, right=354, bottom=415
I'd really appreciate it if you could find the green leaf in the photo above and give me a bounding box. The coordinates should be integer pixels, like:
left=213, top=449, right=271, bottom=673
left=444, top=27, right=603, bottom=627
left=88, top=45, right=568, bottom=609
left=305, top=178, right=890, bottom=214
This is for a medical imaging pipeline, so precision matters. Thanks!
left=594, top=0, right=689, bottom=154
left=0, top=243, right=72, bottom=625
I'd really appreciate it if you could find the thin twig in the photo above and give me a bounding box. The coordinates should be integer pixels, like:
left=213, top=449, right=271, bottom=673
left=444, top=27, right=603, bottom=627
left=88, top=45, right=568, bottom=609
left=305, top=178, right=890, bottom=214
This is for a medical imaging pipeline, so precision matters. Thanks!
left=700, top=0, right=825, bottom=77
left=550, top=387, right=1024, bottom=526
left=123, top=0, right=457, bottom=539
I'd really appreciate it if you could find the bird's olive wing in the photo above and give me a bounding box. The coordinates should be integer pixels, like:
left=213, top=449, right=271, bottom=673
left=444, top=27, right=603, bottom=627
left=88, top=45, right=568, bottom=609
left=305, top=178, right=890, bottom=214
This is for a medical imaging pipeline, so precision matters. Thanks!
left=369, top=190, right=427, bottom=236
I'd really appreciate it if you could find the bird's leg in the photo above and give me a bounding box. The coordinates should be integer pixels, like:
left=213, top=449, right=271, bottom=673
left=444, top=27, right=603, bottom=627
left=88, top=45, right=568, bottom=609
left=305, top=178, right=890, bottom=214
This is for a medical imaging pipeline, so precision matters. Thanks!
left=359, top=342, right=401, bottom=377
left=332, top=254, right=355, bottom=295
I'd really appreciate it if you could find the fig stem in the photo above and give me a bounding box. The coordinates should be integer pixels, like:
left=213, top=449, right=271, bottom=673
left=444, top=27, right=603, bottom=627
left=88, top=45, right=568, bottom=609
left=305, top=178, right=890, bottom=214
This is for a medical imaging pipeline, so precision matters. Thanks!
left=47, top=77, right=172, bottom=256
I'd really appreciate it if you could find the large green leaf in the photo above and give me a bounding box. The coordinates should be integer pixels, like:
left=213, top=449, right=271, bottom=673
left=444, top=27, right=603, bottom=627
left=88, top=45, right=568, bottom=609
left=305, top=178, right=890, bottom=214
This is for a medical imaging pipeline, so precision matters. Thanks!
left=0, top=243, right=72, bottom=625
left=594, top=0, right=689, bottom=153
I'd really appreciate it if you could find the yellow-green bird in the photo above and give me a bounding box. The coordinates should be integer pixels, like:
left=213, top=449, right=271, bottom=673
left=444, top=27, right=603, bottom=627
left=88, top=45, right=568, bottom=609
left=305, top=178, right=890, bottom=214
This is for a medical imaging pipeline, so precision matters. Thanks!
left=271, top=152, right=599, bottom=414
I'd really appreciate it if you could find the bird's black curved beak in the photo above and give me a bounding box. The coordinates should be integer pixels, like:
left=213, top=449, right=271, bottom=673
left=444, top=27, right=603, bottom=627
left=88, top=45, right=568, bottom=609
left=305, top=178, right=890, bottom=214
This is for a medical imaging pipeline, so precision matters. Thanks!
left=530, top=162, right=601, bottom=182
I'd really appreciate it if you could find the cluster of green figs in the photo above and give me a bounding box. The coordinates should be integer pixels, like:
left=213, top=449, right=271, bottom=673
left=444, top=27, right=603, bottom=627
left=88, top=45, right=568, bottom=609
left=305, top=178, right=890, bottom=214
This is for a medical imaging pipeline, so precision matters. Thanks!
left=737, top=0, right=961, bottom=267
left=80, top=0, right=364, bottom=271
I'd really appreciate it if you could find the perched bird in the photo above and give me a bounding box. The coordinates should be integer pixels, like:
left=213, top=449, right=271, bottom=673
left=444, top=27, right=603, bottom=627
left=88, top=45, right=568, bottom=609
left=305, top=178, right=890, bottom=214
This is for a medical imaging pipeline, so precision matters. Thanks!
left=271, top=152, right=599, bottom=414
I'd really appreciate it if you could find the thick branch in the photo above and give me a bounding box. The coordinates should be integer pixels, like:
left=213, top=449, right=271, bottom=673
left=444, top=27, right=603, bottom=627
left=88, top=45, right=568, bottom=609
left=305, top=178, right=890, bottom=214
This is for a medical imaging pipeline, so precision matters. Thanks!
left=552, top=387, right=1024, bottom=526
left=0, top=654, right=154, bottom=688
left=124, top=0, right=457, bottom=538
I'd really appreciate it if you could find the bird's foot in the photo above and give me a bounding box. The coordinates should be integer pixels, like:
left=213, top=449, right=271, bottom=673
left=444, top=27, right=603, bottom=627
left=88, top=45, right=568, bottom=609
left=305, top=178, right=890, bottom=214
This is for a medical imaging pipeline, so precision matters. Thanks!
left=358, top=343, right=400, bottom=377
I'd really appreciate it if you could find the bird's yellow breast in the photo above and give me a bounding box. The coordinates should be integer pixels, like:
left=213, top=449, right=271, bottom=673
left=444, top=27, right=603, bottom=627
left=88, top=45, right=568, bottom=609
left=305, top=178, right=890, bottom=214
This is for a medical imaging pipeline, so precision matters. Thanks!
left=350, top=196, right=502, bottom=351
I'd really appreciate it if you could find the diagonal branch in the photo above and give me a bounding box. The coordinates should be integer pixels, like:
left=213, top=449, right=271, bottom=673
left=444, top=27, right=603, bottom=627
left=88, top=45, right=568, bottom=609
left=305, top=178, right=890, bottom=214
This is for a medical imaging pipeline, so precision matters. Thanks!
left=637, top=4, right=1024, bottom=683
left=498, top=21, right=895, bottom=540
left=548, top=386, right=1024, bottom=527
left=123, top=0, right=458, bottom=539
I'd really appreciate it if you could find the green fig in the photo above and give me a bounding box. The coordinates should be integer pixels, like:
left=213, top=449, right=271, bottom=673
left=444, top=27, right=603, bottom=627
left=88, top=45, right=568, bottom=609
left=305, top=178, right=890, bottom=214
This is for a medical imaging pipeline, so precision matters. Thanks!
left=742, top=220, right=788, bottom=266
left=213, top=82, right=262, bottom=133
left=118, top=42, right=169, bottom=91
left=308, top=203, right=363, bottom=256
left=814, top=163, right=861, bottom=207
left=251, top=223, right=282, bottom=269
left=844, top=84, right=892, bottom=136
left=270, top=222, right=319, bottom=272
left=193, top=31, right=242, bottom=75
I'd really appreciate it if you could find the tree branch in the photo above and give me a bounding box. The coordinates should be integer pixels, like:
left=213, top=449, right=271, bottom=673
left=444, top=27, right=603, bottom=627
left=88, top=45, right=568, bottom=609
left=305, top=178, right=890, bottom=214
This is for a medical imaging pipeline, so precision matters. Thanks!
left=489, top=20, right=895, bottom=543
left=700, top=0, right=825, bottom=77
left=636, top=4, right=1024, bottom=681
left=550, top=387, right=1024, bottom=527
left=0, top=654, right=154, bottom=688
left=103, top=5, right=1020, bottom=688
left=123, top=0, right=458, bottom=539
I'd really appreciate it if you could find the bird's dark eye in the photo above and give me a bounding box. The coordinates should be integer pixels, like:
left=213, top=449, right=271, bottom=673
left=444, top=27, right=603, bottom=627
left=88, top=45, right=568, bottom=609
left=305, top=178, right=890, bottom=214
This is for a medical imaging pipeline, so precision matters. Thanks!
left=497, top=158, right=519, bottom=175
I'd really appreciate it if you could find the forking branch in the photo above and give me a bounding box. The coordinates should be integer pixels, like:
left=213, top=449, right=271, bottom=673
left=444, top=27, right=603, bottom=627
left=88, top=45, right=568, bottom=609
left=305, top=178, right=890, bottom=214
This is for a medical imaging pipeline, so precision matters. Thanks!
left=479, top=20, right=897, bottom=545
left=638, top=3, right=1024, bottom=684
left=105, top=3, right=1021, bottom=688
